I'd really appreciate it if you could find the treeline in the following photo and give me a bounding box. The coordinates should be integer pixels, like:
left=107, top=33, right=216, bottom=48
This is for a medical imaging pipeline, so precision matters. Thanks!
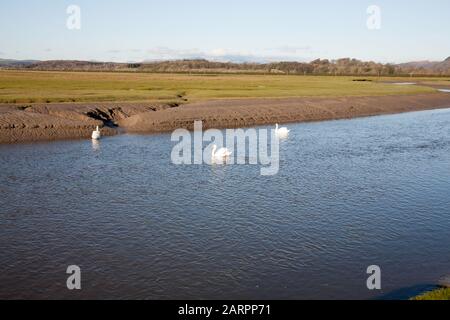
left=3, top=57, right=450, bottom=76
left=134, top=58, right=398, bottom=76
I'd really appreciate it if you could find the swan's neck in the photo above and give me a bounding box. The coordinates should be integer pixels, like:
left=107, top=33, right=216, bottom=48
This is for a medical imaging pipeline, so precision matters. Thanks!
left=212, top=145, right=217, bottom=157
left=276, top=124, right=279, bottom=130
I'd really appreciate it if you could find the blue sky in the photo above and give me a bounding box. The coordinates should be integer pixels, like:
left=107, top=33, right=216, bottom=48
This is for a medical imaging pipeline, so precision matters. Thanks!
left=0, top=0, right=449, bottom=63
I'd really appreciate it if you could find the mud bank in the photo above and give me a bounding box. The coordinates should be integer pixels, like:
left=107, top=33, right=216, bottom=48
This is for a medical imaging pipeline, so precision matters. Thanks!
left=119, top=93, right=450, bottom=133
left=0, top=102, right=177, bottom=143
left=1, top=93, right=450, bottom=144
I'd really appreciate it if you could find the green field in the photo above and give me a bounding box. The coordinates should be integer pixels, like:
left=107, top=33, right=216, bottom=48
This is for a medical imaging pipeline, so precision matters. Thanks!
left=0, top=70, right=443, bottom=104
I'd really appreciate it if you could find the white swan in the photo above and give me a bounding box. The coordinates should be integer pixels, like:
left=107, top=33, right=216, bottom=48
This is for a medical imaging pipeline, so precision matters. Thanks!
left=211, top=145, right=232, bottom=162
left=275, top=123, right=290, bottom=137
left=92, top=126, right=101, bottom=140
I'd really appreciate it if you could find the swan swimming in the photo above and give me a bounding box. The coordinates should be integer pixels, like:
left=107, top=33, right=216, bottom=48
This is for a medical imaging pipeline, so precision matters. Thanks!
left=92, top=126, right=101, bottom=140
left=211, top=145, right=232, bottom=163
left=275, top=123, right=290, bottom=138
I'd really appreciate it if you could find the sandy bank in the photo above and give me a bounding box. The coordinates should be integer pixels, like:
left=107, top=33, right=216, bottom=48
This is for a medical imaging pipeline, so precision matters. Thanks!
left=1, top=93, right=450, bottom=144
left=119, top=93, right=450, bottom=132
left=0, top=102, right=175, bottom=143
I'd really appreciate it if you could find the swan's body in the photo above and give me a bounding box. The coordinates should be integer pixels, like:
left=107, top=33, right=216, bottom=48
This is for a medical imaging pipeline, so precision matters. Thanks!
left=275, top=123, right=290, bottom=137
left=212, top=145, right=232, bottom=162
left=92, top=126, right=101, bottom=140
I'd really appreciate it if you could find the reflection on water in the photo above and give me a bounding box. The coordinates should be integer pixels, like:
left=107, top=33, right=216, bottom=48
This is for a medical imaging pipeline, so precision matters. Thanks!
left=91, top=139, right=100, bottom=151
left=1, top=108, right=450, bottom=300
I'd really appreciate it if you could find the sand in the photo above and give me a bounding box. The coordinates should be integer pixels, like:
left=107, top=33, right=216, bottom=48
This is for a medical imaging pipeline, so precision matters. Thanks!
left=1, top=93, right=450, bottom=144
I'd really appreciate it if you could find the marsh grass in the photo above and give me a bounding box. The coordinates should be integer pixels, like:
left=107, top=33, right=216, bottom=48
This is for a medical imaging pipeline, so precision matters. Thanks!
left=0, top=70, right=442, bottom=104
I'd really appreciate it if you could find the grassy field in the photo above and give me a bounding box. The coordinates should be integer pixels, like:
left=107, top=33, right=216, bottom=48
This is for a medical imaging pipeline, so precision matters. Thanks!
left=411, top=288, right=450, bottom=300
left=0, top=70, right=444, bottom=104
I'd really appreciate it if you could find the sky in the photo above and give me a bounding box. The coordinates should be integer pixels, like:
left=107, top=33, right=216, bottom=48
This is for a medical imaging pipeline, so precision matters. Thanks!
left=0, top=0, right=449, bottom=63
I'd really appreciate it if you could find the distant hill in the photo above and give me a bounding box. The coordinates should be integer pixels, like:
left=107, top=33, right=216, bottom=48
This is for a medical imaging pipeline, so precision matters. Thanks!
left=0, top=58, right=38, bottom=67
left=1, top=57, right=449, bottom=76
left=20, top=60, right=130, bottom=71
left=397, top=57, right=450, bottom=75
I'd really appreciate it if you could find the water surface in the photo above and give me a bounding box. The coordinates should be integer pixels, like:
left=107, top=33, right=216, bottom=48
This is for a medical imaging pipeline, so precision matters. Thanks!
left=1, top=108, right=450, bottom=299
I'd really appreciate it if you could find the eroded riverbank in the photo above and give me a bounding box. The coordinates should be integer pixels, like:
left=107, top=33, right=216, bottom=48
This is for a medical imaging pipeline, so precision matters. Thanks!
left=1, top=92, right=450, bottom=143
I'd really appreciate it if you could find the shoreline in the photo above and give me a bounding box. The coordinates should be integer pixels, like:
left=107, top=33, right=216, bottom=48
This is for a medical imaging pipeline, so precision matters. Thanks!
left=1, top=93, right=450, bottom=144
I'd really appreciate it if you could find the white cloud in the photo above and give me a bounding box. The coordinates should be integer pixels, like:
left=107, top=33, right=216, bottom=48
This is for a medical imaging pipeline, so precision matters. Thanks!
left=141, top=46, right=314, bottom=63
left=268, top=45, right=313, bottom=54
left=102, top=46, right=317, bottom=63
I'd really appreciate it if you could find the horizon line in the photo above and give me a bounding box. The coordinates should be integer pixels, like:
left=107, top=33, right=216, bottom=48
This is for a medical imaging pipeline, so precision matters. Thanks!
left=1, top=56, right=449, bottom=65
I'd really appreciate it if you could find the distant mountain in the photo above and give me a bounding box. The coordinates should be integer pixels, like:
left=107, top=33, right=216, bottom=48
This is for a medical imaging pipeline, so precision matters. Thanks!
left=397, top=61, right=436, bottom=68
left=397, top=57, right=450, bottom=75
left=0, top=58, right=38, bottom=67
left=1, top=57, right=449, bottom=76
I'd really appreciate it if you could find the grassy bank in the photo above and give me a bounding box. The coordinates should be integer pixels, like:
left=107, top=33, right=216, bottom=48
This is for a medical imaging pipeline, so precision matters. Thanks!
left=0, top=70, right=442, bottom=104
left=411, top=288, right=450, bottom=300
